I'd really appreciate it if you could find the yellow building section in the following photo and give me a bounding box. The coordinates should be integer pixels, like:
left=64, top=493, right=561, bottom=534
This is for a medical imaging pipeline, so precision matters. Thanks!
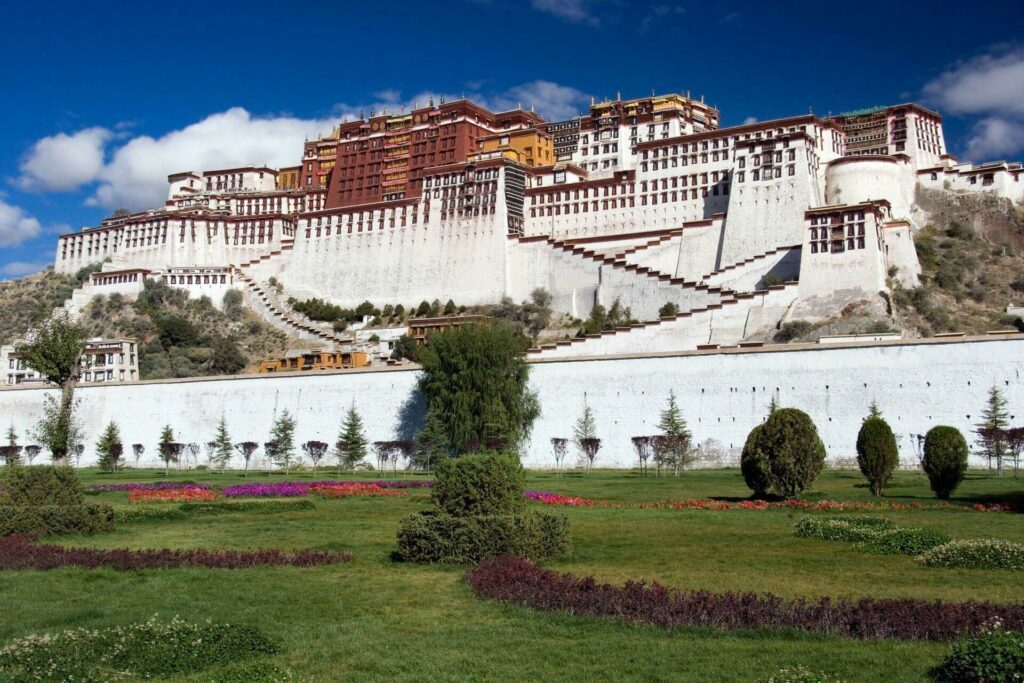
left=477, top=129, right=553, bottom=167
left=277, top=167, right=301, bottom=190
left=257, top=351, right=369, bottom=373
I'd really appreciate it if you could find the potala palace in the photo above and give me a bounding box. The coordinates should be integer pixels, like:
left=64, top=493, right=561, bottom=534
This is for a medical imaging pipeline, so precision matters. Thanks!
left=12, top=91, right=1020, bottom=469
left=53, top=93, right=1024, bottom=358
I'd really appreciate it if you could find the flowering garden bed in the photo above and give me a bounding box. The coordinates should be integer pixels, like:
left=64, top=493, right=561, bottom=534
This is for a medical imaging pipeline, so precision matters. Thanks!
left=311, top=483, right=408, bottom=498
left=88, top=482, right=213, bottom=492
left=128, top=488, right=219, bottom=504
left=0, top=534, right=352, bottom=570
left=466, top=555, right=1024, bottom=641
left=221, top=480, right=429, bottom=497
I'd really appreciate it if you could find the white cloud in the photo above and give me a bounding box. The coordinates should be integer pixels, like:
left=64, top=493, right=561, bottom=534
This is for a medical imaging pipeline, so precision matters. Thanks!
left=923, top=48, right=1024, bottom=117
left=530, top=0, right=600, bottom=26
left=963, top=117, right=1024, bottom=159
left=14, top=127, right=112, bottom=192
left=0, top=200, right=42, bottom=247
left=489, top=80, right=589, bottom=121
left=639, top=4, right=685, bottom=32
left=922, top=48, right=1024, bottom=161
left=742, top=116, right=758, bottom=125
left=1, top=261, right=49, bottom=278
left=90, top=108, right=336, bottom=210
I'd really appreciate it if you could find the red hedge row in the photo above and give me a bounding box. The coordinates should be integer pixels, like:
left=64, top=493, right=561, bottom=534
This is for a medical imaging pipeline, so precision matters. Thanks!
left=466, top=555, right=1024, bottom=641
left=0, top=535, right=352, bottom=571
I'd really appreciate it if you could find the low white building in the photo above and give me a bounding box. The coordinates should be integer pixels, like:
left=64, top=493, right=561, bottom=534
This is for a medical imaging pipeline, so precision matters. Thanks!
left=1, top=338, right=139, bottom=386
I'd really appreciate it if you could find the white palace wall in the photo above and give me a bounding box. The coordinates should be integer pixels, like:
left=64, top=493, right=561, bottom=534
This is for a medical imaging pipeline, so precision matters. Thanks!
left=1, top=336, right=1020, bottom=470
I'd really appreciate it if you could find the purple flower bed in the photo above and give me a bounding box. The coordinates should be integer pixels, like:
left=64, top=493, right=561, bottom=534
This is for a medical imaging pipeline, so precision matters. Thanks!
left=0, top=534, right=352, bottom=570
left=466, top=555, right=1024, bottom=642
left=87, top=483, right=212, bottom=492
left=222, top=480, right=432, bottom=497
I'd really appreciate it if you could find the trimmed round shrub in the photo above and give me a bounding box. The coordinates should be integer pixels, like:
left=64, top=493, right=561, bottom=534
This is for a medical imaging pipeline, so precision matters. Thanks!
left=922, top=426, right=968, bottom=500
left=0, top=466, right=84, bottom=506
left=740, top=424, right=771, bottom=497
left=935, top=624, right=1024, bottom=682
left=856, top=416, right=898, bottom=496
left=919, top=539, right=1024, bottom=570
left=753, top=408, right=826, bottom=498
left=432, top=451, right=526, bottom=517
left=396, top=510, right=570, bottom=563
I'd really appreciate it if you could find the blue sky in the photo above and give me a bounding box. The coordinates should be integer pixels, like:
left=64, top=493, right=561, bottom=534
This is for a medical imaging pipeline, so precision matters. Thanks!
left=2, top=0, right=1023, bottom=279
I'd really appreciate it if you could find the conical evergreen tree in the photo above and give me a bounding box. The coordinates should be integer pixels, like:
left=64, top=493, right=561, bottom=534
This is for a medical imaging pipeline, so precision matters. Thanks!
left=658, top=390, right=692, bottom=476
left=96, top=422, right=124, bottom=473
left=976, top=385, right=1010, bottom=474
left=211, top=417, right=233, bottom=471
left=268, top=410, right=296, bottom=473
left=336, top=404, right=368, bottom=474
left=158, top=425, right=176, bottom=476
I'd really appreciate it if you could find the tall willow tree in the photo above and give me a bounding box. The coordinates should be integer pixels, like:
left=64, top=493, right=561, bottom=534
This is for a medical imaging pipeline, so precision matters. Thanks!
left=416, top=322, right=539, bottom=455
left=18, top=312, right=87, bottom=463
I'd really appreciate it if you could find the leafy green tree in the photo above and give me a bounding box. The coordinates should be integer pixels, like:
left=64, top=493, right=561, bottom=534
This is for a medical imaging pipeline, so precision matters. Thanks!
left=975, top=385, right=1010, bottom=475
left=17, top=312, right=87, bottom=463
left=267, top=410, right=297, bottom=473
left=336, top=404, right=368, bottom=474
left=658, top=391, right=692, bottom=476
left=658, top=302, right=680, bottom=317
left=207, top=337, right=246, bottom=375
left=923, top=426, right=969, bottom=499
left=210, top=417, right=234, bottom=471
left=414, top=405, right=449, bottom=473
left=95, top=422, right=124, bottom=473
left=856, top=414, right=898, bottom=495
left=158, top=425, right=177, bottom=475
left=392, top=334, right=418, bottom=362
left=417, top=323, right=539, bottom=455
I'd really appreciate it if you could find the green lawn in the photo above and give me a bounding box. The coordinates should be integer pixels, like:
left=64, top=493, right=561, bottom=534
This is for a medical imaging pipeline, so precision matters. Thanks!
left=1, top=467, right=1022, bottom=682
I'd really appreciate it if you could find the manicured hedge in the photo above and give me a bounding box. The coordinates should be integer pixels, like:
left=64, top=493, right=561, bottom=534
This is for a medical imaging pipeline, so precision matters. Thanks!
left=919, top=539, right=1024, bottom=570
left=466, top=555, right=1024, bottom=641
left=0, top=534, right=353, bottom=570
left=0, top=466, right=84, bottom=506
left=0, top=504, right=114, bottom=536
left=794, top=516, right=950, bottom=556
left=0, top=616, right=279, bottom=681
left=432, top=452, right=526, bottom=517
left=396, top=510, right=569, bottom=564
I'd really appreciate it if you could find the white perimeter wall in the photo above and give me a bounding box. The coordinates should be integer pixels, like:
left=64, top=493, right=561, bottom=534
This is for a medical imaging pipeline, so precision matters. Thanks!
left=1, top=337, right=1021, bottom=470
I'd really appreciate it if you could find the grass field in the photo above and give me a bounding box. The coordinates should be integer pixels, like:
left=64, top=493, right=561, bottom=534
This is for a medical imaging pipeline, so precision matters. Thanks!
left=1, top=467, right=1022, bottom=682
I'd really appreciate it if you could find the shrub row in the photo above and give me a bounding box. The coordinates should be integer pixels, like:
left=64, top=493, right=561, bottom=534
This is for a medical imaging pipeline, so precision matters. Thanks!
left=0, top=504, right=115, bottom=536
left=465, top=555, right=1024, bottom=641
left=0, top=534, right=353, bottom=570
left=793, top=516, right=950, bottom=556
left=761, top=667, right=847, bottom=683
left=113, top=499, right=316, bottom=523
left=919, top=539, right=1024, bottom=570
left=0, top=616, right=279, bottom=681
left=396, top=510, right=569, bottom=564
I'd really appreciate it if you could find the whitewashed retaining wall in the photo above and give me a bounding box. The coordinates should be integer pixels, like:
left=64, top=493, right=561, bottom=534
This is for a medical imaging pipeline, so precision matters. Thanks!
left=0, top=337, right=1020, bottom=470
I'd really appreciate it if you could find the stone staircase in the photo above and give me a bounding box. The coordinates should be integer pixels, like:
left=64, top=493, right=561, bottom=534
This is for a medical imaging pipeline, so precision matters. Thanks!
left=231, top=266, right=350, bottom=347
left=527, top=282, right=800, bottom=359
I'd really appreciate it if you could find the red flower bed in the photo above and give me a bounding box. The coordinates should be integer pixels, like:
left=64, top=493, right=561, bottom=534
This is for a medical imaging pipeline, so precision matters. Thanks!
left=310, top=483, right=408, bottom=498
left=0, top=534, right=352, bottom=570
left=466, top=555, right=1024, bottom=641
left=128, top=488, right=218, bottom=504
